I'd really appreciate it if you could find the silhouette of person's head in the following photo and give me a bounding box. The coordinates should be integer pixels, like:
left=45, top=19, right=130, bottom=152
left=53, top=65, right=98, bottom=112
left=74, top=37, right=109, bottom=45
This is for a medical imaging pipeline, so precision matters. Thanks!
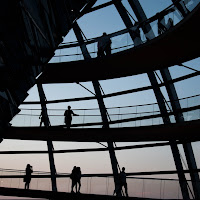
left=26, top=164, right=32, bottom=169
left=122, top=167, right=125, bottom=172
left=103, top=32, right=107, bottom=36
left=68, top=106, right=71, bottom=110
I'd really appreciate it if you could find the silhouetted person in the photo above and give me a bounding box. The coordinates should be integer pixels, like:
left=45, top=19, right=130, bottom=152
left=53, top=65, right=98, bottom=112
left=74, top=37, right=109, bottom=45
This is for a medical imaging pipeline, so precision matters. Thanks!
left=76, top=167, right=82, bottom=193
left=119, top=167, right=128, bottom=197
left=172, top=0, right=189, bottom=17
left=113, top=179, right=122, bottom=197
left=64, top=106, right=78, bottom=129
left=24, top=164, right=33, bottom=190
left=97, top=32, right=111, bottom=57
left=70, top=166, right=77, bottom=193
left=39, top=110, right=45, bottom=127
left=39, top=110, right=50, bottom=127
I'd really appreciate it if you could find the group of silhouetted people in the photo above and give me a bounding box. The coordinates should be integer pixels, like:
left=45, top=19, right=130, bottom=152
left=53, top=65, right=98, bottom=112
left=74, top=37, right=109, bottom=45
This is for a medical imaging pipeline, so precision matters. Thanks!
left=96, top=1, right=190, bottom=58
left=39, top=105, right=79, bottom=129
left=23, top=162, right=129, bottom=197
left=36, top=1, right=190, bottom=195
left=68, top=165, right=128, bottom=196
left=95, top=1, right=190, bottom=58
left=69, top=166, right=129, bottom=196
left=158, top=0, right=190, bottom=35
left=23, top=164, right=82, bottom=193
left=70, top=166, right=82, bottom=193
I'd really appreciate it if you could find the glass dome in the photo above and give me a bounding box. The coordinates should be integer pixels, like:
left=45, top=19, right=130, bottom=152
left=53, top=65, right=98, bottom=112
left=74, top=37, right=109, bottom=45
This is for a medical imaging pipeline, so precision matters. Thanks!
left=1, top=0, right=200, bottom=199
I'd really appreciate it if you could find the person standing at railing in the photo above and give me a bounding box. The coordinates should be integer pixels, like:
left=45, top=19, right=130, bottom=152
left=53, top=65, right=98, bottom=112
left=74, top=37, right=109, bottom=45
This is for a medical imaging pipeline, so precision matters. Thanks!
left=70, top=166, right=82, bottom=193
left=24, top=164, right=33, bottom=190
left=119, top=167, right=128, bottom=197
left=39, top=110, right=51, bottom=127
left=39, top=110, right=45, bottom=127
left=97, top=32, right=112, bottom=58
left=64, top=106, right=79, bottom=129
left=172, top=0, right=190, bottom=17
left=70, top=166, right=77, bottom=193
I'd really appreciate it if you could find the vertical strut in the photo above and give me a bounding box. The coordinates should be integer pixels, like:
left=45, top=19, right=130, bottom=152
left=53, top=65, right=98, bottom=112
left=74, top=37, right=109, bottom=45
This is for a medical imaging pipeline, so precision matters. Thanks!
left=127, top=0, right=154, bottom=40
left=115, top=0, right=190, bottom=198
left=112, top=0, right=137, bottom=42
left=147, top=72, right=190, bottom=199
left=37, top=84, right=57, bottom=192
left=160, top=68, right=200, bottom=199
left=92, top=80, right=121, bottom=196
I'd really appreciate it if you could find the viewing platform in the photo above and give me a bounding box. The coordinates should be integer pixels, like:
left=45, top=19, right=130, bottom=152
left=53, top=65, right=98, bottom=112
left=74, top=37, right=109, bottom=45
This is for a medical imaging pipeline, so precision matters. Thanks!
left=4, top=120, right=200, bottom=142
left=37, top=3, right=200, bottom=83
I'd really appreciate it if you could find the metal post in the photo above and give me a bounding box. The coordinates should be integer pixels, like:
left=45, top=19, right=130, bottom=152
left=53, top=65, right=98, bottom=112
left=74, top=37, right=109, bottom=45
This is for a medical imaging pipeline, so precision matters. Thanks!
left=92, top=80, right=121, bottom=196
left=73, top=22, right=121, bottom=195
left=127, top=0, right=154, bottom=40
left=112, top=0, right=140, bottom=43
left=148, top=72, right=190, bottom=199
left=160, top=68, right=200, bottom=199
left=37, top=84, right=57, bottom=192
left=116, top=1, right=190, bottom=198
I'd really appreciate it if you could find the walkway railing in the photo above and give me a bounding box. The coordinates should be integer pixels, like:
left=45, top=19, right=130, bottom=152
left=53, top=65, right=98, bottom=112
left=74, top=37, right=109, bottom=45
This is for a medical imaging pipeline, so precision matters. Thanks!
left=51, top=0, right=200, bottom=63
left=0, top=167, right=196, bottom=199
left=12, top=94, right=200, bottom=127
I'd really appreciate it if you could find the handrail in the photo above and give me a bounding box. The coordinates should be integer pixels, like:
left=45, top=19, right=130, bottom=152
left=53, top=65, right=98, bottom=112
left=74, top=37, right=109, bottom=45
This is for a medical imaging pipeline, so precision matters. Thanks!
left=14, top=104, right=200, bottom=128
left=18, top=94, right=200, bottom=113
left=0, top=169, right=198, bottom=178
left=22, top=71, right=200, bottom=105
left=65, top=105, right=200, bottom=128
left=16, top=105, right=198, bottom=119
left=54, top=0, right=198, bottom=62
left=17, top=110, right=161, bottom=117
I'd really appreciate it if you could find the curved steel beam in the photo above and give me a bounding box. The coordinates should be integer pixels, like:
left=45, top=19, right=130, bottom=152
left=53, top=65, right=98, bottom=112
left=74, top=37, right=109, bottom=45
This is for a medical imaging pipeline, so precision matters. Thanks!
left=22, top=71, right=200, bottom=104
left=37, top=4, right=200, bottom=84
left=4, top=120, right=200, bottom=142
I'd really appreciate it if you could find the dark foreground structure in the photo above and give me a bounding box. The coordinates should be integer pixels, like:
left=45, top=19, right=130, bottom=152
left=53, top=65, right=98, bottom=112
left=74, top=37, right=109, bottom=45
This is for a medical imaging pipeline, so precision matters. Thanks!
left=0, top=0, right=200, bottom=199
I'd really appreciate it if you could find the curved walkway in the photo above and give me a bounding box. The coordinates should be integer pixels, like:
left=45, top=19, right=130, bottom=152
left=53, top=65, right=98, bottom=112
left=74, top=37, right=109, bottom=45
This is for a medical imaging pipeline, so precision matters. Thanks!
left=0, top=187, right=154, bottom=200
left=37, top=3, right=200, bottom=83
left=4, top=120, right=200, bottom=142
